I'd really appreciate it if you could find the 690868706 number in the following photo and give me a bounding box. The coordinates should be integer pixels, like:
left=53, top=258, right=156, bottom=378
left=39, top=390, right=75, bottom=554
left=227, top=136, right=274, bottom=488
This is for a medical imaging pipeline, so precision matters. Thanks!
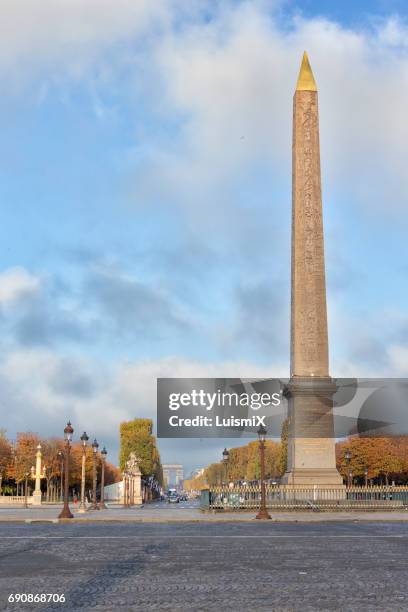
left=8, top=593, right=65, bottom=603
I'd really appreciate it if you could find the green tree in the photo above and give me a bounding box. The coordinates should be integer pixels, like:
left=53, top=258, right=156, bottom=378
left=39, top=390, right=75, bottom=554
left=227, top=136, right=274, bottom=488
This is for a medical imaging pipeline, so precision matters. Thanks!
left=119, top=419, right=162, bottom=484
left=279, top=419, right=288, bottom=476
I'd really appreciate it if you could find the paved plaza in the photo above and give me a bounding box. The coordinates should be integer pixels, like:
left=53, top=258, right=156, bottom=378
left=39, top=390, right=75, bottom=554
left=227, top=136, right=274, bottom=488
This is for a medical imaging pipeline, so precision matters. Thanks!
left=1, top=500, right=408, bottom=523
left=1, top=521, right=408, bottom=611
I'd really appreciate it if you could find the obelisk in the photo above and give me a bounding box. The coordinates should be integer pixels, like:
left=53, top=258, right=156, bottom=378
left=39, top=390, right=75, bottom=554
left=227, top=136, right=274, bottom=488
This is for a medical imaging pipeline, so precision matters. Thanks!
left=282, top=53, right=343, bottom=486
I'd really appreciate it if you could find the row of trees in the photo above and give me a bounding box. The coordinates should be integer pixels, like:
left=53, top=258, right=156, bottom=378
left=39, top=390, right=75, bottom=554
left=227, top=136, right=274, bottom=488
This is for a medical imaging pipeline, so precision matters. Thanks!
left=119, top=418, right=163, bottom=486
left=0, top=430, right=121, bottom=498
left=197, top=435, right=408, bottom=487
left=336, top=437, right=408, bottom=485
left=0, top=418, right=164, bottom=498
left=204, top=440, right=282, bottom=486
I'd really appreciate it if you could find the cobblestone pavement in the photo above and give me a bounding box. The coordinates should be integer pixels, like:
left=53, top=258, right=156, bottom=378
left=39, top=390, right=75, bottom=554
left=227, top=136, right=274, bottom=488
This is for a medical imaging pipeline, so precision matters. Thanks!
left=1, top=522, right=408, bottom=612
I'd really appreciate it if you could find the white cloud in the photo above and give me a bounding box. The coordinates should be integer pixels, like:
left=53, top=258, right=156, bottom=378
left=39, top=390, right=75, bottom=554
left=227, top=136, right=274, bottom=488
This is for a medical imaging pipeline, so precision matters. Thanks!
left=0, top=348, right=286, bottom=466
left=0, top=350, right=284, bottom=432
left=386, top=345, right=408, bottom=375
left=0, top=0, right=169, bottom=86
left=1, top=2, right=408, bottom=220
left=135, top=5, right=408, bottom=223
left=0, top=267, right=40, bottom=304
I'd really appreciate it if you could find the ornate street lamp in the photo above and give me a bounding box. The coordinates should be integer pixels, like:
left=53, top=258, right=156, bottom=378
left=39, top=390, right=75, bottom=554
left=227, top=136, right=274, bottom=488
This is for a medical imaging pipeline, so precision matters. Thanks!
left=58, top=421, right=74, bottom=519
left=256, top=425, right=271, bottom=520
left=130, top=471, right=134, bottom=506
left=99, top=447, right=108, bottom=509
left=348, top=469, right=353, bottom=488
left=364, top=467, right=369, bottom=488
left=222, top=448, right=229, bottom=485
left=344, top=449, right=351, bottom=487
left=57, top=450, right=64, bottom=502
left=123, top=471, right=130, bottom=509
left=78, top=432, right=89, bottom=513
left=90, top=439, right=99, bottom=511
left=24, top=471, right=30, bottom=509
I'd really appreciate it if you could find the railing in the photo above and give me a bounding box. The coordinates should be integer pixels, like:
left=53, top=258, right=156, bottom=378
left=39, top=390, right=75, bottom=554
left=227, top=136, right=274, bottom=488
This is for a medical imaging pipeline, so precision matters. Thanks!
left=201, top=485, right=408, bottom=511
left=0, top=496, right=34, bottom=505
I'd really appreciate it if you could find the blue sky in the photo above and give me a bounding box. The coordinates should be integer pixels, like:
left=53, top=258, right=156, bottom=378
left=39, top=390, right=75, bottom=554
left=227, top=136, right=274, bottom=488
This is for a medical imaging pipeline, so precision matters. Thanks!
left=1, top=0, right=408, bottom=473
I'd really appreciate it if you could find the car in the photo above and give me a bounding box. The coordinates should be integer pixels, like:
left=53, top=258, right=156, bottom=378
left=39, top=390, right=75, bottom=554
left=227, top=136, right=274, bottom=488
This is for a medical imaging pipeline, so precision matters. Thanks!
left=167, top=493, right=180, bottom=503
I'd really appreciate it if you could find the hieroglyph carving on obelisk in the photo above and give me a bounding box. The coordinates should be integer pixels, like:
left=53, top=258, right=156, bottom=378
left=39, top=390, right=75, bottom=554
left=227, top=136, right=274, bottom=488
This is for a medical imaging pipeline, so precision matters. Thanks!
left=291, top=52, right=328, bottom=378
left=283, top=53, right=343, bottom=486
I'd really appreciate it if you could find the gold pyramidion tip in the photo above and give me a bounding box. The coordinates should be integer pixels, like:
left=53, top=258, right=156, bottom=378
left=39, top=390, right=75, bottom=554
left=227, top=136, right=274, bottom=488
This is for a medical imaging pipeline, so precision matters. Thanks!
left=296, top=51, right=317, bottom=91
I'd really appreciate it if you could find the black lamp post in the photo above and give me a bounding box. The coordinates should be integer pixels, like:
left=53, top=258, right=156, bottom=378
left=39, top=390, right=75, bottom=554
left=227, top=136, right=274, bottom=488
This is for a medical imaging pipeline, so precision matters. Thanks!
left=79, top=432, right=89, bottom=513
left=90, top=439, right=99, bottom=511
left=130, top=471, right=134, bottom=506
left=345, top=449, right=351, bottom=487
left=24, top=471, right=29, bottom=509
left=123, top=471, right=130, bottom=509
left=256, top=425, right=271, bottom=520
left=222, top=448, right=229, bottom=485
left=99, top=447, right=107, bottom=509
left=58, top=450, right=64, bottom=502
left=58, top=421, right=74, bottom=519
left=364, top=467, right=368, bottom=488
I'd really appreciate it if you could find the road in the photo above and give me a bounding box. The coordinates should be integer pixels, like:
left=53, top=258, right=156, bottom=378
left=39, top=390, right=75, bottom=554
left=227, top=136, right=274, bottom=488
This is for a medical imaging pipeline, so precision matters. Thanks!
left=146, top=499, right=200, bottom=510
left=1, top=521, right=408, bottom=611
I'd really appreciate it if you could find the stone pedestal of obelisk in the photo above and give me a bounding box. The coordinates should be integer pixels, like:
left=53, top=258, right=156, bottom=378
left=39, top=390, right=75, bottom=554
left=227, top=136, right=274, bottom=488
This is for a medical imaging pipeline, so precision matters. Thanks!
left=282, top=53, right=343, bottom=486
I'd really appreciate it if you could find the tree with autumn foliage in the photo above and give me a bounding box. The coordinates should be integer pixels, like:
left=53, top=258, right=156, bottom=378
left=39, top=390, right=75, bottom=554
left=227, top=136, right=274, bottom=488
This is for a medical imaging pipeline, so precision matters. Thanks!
left=184, top=474, right=207, bottom=491
left=0, top=430, right=12, bottom=491
left=202, top=436, right=408, bottom=487
left=69, top=443, right=121, bottom=491
left=204, top=439, right=281, bottom=486
left=279, top=419, right=288, bottom=476
left=40, top=438, right=64, bottom=501
left=336, top=437, right=405, bottom=484
left=119, top=418, right=163, bottom=485
left=0, top=430, right=121, bottom=497
left=8, top=432, right=41, bottom=486
left=204, top=462, right=225, bottom=486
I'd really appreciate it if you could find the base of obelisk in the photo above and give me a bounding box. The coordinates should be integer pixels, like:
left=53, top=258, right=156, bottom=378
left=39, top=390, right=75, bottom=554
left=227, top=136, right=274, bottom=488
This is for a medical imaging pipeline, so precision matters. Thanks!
left=281, top=468, right=344, bottom=487
left=282, top=378, right=344, bottom=487
left=281, top=436, right=344, bottom=487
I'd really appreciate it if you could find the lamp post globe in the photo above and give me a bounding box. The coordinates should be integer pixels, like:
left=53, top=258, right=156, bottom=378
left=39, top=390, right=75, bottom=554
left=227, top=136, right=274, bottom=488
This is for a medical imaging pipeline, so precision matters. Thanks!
left=64, top=421, right=74, bottom=443
left=256, top=424, right=271, bottom=520
left=58, top=421, right=74, bottom=519
left=257, top=424, right=267, bottom=443
left=78, top=431, right=89, bottom=513
left=81, top=431, right=89, bottom=447
left=99, top=447, right=108, bottom=509
left=222, top=448, right=229, bottom=485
